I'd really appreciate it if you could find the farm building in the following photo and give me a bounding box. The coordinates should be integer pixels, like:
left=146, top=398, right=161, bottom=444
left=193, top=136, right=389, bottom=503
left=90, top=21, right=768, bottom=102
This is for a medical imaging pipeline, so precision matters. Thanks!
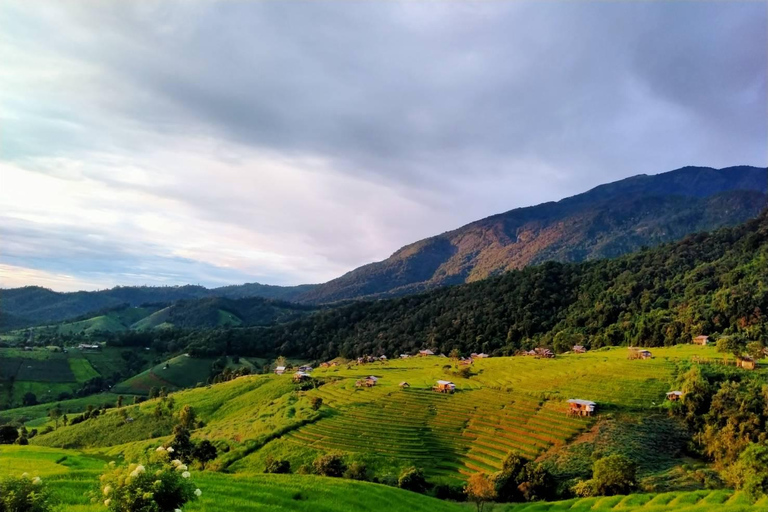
left=399, top=354, right=410, bottom=359
left=459, top=357, right=473, bottom=366
left=471, top=353, right=489, bottom=358
left=419, top=350, right=435, bottom=357
left=78, top=343, right=101, bottom=350
left=433, top=380, right=456, bottom=394
left=738, top=356, right=757, bottom=370
left=628, top=348, right=653, bottom=360
left=666, top=391, right=683, bottom=401
left=274, top=366, right=287, bottom=375
left=320, top=362, right=330, bottom=368
left=567, top=399, right=596, bottom=416
left=379, top=355, right=387, bottom=360
left=573, top=345, right=586, bottom=354
left=293, top=371, right=311, bottom=382
left=535, top=348, right=555, bottom=358
left=298, top=365, right=313, bottom=372
left=693, top=335, right=711, bottom=346
left=365, top=376, right=378, bottom=386
left=399, top=382, right=410, bottom=388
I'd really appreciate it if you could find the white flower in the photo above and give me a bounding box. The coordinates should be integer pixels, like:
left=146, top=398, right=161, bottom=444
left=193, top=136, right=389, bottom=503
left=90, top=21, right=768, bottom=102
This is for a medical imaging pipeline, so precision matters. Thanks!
left=176, top=464, right=188, bottom=472
left=175, top=509, right=182, bottom=512
left=103, top=485, right=112, bottom=496
left=156, top=446, right=166, bottom=452
left=194, top=488, right=202, bottom=497
left=166, top=447, right=175, bottom=453
left=171, top=459, right=182, bottom=467
left=135, top=465, right=146, bottom=473
left=182, top=471, right=191, bottom=479
left=21, top=472, right=29, bottom=478
left=32, top=477, right=42, bottom=485
left=104, top=499, right=111, bottom=507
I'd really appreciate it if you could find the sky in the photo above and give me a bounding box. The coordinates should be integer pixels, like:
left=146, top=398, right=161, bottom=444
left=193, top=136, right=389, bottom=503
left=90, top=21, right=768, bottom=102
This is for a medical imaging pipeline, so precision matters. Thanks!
left=1, top=1, right=766, bottom=292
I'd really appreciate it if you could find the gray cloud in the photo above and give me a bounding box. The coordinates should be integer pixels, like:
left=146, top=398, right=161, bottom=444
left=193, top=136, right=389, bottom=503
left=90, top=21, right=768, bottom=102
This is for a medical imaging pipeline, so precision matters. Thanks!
left=1, top=1, right=766, bottom=290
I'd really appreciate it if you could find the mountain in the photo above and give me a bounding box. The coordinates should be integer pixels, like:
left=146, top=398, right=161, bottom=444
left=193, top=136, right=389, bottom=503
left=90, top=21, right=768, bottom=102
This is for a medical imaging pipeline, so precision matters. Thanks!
left=2, top=165, right=765, bottom=326
left=166, top=207, right=768, bottom=360
left=0, top=283, right=315, bottom=326
left=296, top=165, right=767, bottom=303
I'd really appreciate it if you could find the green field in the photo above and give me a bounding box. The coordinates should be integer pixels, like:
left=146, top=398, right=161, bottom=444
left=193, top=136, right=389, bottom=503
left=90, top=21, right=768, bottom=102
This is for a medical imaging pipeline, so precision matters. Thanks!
left=503, top=491, right=768, bottom=511
left=0, top=346, right=155, bottom=409
left=112, top=354, right=260, bottom=395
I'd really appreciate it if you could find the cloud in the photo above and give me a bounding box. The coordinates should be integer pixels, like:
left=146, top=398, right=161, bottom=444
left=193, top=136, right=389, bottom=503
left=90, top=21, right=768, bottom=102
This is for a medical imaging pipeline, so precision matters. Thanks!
left=0, top=1, right=765, bottom=291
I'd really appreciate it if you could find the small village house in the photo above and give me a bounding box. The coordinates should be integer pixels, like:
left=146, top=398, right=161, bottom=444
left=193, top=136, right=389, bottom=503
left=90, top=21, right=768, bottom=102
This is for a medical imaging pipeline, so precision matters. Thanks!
left=628, top=348, right=653, bottom=360
left=399, top=354, right=411, bottom=359
left=433, top=380, right=456, bottom=394
left=573, top=345, right=586, bottom=354
left=298, top=365, right=313, bottom=372
left=364, top=376, right=378, bottom=387
left=471, top=353, right=489, bottom=358
left=693, top=335, right=711, bottom=346
left=535, top=347, right=555, bottom=358
left=274, top=366, right=286, bottom=375
left=399, top=382, right=410, bottom=388
left=567, top=399, right=596, bottom=416
left=320, top=362, right=330, bottom=368
left=666, top=391, right=683, bottom=401
left=419, top=349, right=435, bottom=357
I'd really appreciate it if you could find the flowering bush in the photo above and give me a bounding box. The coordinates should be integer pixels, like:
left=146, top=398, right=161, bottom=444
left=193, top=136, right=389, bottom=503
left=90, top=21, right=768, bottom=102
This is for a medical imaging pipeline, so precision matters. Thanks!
left=97, top=446, right=201, bottom=512
left=0, top=473, right=53, bottom=512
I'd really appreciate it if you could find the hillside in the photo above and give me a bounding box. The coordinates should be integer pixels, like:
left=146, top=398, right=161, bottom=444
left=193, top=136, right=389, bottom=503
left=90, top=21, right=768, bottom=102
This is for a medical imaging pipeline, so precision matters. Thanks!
left=150, top=207, right=768, bottom=361
left=298, top=165, right=767, bottom=303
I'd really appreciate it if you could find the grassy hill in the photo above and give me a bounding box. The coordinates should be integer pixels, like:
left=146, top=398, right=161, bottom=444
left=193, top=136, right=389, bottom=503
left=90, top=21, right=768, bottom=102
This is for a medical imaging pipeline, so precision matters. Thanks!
left=29, top=346, right=756, bottom=483
left=111, top=354, right=264, bottom=396
left=503, top=491, right=767, bottom=511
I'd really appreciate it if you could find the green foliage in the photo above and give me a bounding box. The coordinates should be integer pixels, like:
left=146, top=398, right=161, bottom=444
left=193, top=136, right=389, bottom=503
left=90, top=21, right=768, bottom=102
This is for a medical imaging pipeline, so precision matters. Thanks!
left=493, top=453, right=529, bottom=502
left=0, top=426, right=18, bottom=444
left=312, top=453, right=347, bottom=477
left=724, top=442, right=768, bottom=501
left=98, top=456, right=200, bottom=512
left=592, top=454, right=638, bottom=496
left=344, top=462, right=368, bottom=481
left=191, top=440, right=217, bottom=468
left=264, top=455, right=291, bottom=474
left=398, top=467, right=428, bottom=493
left=0, top=474, right=53, bottom=512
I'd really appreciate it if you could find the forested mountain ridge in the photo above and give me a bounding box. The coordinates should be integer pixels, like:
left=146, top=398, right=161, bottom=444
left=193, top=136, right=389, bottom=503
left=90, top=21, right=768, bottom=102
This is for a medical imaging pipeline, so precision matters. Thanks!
left=2, top=165, right=765, bottom=327
left=158, top=207, right=768, bottom=360
left=296, top=165, right=767, bottom=303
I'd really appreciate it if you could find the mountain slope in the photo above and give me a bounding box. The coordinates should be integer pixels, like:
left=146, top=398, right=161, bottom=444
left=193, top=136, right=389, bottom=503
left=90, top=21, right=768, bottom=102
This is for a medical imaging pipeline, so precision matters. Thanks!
left=167, top=207, right=768, bottom=360
left=296, top=166, right=766, bottom=303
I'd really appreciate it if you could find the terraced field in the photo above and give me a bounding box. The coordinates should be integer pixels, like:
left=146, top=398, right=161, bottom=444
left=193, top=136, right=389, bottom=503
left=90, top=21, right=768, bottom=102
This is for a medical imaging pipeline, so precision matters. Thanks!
left=505, top=490, right=768, bottom=511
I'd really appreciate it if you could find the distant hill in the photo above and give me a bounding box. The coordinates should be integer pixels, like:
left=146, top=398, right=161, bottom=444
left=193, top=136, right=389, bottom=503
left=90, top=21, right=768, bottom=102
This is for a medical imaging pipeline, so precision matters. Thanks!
left=2, top=165, right=765, bottom=325
left=297, top=166, right=767, bottom=303
left=0, top=283, right=316, bottom=326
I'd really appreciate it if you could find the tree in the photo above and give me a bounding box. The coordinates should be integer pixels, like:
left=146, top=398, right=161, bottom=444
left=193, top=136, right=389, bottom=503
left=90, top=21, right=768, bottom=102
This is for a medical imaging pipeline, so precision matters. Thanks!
left=493, top=453, right=528, bottom=502
left=275, top=355, right=287, bottom=368
left=148, top=387, right=159, bottom=399
left=178, top=405, right=197, bottom=429
left=592, top=455, right=637, bottom=495
left=398, top=467, right=428, bottom=493
left=313, top=453, right=347, bottom=477
left=449, top=348, right=461, bottom=360
left=264, top=455, right=291, bottom=474
left=22, top=392, right=37, bottom=406
left=116, top=395, right=124, bottom=408
left=725, top=442, right=768, bottom=501
left=170, top=425, right=195, bottom=463
left=0, top=425, right=18, bottom=444
left=465, top=472, right=497, bottom=512
left=192, top=440, right=218, bottom=468
left=518, top=462, right=555, bottom=501
left=717, top=334, right=746, bottom=359
left=310, top=397, right=323, bottom=411
left=47, top=407, right=62, bottom=429
left=747, top=341, right=765, bottom=361
left=344, top=462, right=368, bottom=481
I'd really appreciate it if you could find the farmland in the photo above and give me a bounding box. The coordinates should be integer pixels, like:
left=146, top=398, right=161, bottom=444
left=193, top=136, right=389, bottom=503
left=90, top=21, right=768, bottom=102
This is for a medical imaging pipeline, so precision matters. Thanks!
left=0, top=346, right=156, bottom=409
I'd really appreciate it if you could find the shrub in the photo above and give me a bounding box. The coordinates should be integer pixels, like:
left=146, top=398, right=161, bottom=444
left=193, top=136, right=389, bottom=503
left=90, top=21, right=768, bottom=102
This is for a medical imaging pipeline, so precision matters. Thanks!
left=493, top=453, right=528, bottom=502
left=572, top=479, right=597, bottom=497
left=310, top=397, right=323, bottom=411
left=169, top=426, right=194, bottom=463
left=398, top=467, right=428, bottom=493
left=264, top=456, right=291, bottom=474
left=465, top=472, right=496, bottom=512
left=724, top=442, right=768, bottom=501
left=344, top=462, right=368, bottom=481
left=313, top=453, right=346, bottom=477
left=192, top=440, right=218, bottom=468
left=592, top=454, right=637, bottom=496
left=0, top=425, right=18, bottom=444
left=0, top=474, right=54, bottom=512
left=98, top=449, right=201, bottom=512
left=434, top=483, right=466, bottom=501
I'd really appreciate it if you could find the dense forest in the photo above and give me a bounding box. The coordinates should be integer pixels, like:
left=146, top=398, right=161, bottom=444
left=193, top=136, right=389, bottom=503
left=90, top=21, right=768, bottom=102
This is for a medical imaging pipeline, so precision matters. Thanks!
left=104, top=209, right=768, bottom=360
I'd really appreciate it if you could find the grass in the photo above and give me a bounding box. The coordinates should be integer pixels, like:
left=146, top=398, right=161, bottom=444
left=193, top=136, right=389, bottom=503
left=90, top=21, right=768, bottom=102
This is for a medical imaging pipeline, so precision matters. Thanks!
left=501, top=491, right=768, bottom=511
left=0, top=393, right=133, bottom=424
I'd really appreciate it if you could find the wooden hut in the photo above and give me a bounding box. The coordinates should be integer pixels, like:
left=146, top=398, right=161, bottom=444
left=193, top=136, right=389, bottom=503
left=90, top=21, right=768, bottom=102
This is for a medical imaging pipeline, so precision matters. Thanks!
left=666, top=391, right=683, bottom=401
left=433, top=380, right=456, bottom=394
left=738, top=356, right=757, bottom=370
left=535, top=347, right=555, bottom=358
left=419, top=349, right=435, bottom=357
left=628, top=348, right=653, bottom=360
left=399, top=382, right=410, bottom=388
left=292, top=371, right=311, bottom=383
left=364, top=376, right=378, bottom=387
left=573, top=345, right=586, bottom=354
left=567, top=399, right=596, bottom=417
left=274, top=366, right=286, bottom=375
left=692, top=335, right=711, bottom=346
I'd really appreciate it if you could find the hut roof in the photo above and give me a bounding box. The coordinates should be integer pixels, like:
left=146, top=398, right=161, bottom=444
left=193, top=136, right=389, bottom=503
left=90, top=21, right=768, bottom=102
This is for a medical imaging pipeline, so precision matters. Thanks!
left=666, top=391, right=683, bottom=396
left=567, top=399, right=596, bottom=406
left=437, top=380, right=454, bottom=386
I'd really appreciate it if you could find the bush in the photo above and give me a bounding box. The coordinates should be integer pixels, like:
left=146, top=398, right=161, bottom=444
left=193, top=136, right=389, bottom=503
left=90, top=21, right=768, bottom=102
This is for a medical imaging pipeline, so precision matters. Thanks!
left=313, top=453, right=346, bottom=477
left=310, top=396, right=323, bottom=411
left=344, top=462, right=368, bottom=481
left=398, top=467, right=428, bottom=493
left=592, top=454, right=637, bottom=496
left=98, top=448, right=201, bottom=512
left=434, top=483, right=466, bottom=501
left=0, top=474, right=54, bottom=512
left=572, top=479, right=597, bottom=497
left=0, top=425, right=18, bottom=444
left=264, top=455, right=291, bottom=474
left=192, top=440, right=218, bottom=468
